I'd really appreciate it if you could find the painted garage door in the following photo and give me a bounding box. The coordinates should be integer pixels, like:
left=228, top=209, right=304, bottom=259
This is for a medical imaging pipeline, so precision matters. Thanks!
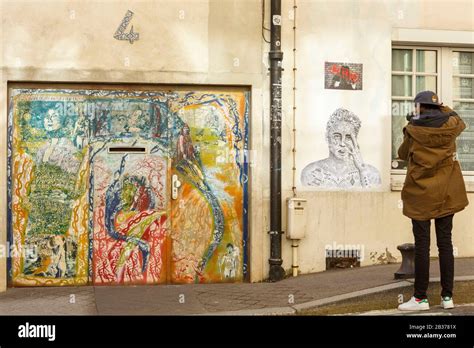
left=8, top=85, right=249, bottom=286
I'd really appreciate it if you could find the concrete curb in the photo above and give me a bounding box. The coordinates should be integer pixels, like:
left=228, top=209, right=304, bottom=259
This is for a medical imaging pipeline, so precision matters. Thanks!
left=206, top=306, right=296, bottom=316
left=405, top=275, right=474, bottom=283
left=292, top=281, right=412, bottom=312
left=210, top=276, right=474, bottom=315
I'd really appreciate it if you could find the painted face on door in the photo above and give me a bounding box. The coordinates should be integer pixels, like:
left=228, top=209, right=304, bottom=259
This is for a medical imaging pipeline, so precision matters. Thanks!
left=328, top=121, right=356, bottom=160
left=43, top=109, right=61, bottom=132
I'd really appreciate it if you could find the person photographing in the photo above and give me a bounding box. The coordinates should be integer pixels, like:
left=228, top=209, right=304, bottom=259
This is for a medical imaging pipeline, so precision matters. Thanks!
left=397, top=91, right=469, bottom=311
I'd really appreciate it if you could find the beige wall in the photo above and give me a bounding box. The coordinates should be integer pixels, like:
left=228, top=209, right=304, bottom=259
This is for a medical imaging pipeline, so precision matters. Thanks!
left=273, top=0, right=474, bottom=277
left=0, top=0, right=473, bottom=290
left=0, top=0, right=267, bottom=290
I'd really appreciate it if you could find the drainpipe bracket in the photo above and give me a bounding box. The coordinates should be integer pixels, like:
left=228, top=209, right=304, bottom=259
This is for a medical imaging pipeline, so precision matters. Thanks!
left=268, top=67, right=285, bottom=72
left=268, top=230, right=284, bottom=235
left=269, top=51, right=284, bottom=60
left=268, top=258, right=283, bottom=265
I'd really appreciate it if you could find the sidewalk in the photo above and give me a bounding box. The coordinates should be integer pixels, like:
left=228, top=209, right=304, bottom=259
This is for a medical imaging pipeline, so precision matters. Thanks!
left=0, top=258, right=473, bottom=315
left=346, top=303, right=474, bottom=316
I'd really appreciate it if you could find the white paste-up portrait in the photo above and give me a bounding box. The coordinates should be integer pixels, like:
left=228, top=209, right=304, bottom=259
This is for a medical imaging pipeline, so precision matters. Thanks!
left=301, top=108, right=381, bottom=189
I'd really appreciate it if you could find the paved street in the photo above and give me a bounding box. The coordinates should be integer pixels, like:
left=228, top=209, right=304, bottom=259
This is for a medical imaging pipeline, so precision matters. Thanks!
left=0, top=258, right=473, bottom=315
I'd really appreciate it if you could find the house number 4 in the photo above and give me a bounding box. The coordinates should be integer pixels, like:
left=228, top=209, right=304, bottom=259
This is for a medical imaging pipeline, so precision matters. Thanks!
left=114, top=10, right=139, bottom=44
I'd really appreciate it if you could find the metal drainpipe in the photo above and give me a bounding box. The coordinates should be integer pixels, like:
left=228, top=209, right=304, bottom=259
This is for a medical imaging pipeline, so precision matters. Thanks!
left=268, top=0, right=285, bottom=282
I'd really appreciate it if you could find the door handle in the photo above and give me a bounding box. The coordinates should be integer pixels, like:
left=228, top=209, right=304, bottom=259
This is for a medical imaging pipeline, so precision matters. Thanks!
left=172, top=174, right=181, bottom=200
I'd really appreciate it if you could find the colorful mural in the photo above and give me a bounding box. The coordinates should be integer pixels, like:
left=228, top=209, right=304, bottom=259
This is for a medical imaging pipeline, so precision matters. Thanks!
left=92, top=152, right=168, bottom=285
left=169, top=91, right=249, bottom=283
left=8, top=86, right=249, bottom=286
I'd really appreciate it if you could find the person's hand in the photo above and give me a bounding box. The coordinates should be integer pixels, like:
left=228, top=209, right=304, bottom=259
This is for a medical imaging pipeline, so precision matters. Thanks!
left=347, top=134, right=365, bottom=170
left=440, top=105, right=454, bottom=114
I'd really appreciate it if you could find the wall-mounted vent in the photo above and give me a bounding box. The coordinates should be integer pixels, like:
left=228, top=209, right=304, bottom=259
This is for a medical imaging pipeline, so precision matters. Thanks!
left=325, top=249, right=361, bottom=270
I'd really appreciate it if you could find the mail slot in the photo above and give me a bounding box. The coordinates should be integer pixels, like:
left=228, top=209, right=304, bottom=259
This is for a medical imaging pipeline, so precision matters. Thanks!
left=108, top=146, right=147, bottom=153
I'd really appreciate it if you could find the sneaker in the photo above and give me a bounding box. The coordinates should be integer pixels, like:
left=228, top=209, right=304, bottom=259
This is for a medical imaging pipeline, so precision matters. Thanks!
left=398, top=296, right=430, bottom=311
left=441, top=296, right=454, bottom=309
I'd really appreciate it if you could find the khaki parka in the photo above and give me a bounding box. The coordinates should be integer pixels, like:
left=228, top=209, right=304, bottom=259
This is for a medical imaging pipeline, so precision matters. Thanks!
left=398, top=108, right=469, bottom=220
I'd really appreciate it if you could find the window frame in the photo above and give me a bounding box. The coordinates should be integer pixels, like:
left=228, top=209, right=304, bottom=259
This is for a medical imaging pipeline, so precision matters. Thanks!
left=391, top=46, right=441, bottom=176
left=391, top=45, right=474, bottom=191
left=446, top=47, right=474, bottom=176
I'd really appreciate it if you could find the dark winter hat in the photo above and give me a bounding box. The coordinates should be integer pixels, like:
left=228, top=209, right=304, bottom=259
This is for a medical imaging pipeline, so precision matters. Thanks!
left=414, top=90, right=442, bottom=106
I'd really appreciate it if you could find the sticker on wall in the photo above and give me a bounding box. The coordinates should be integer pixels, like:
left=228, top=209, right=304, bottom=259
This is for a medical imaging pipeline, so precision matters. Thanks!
left=272, top=15, right=282, bottom=26
left=301, top=108, right=381, bottom=189
left=324, top=62, right=363, bottom=90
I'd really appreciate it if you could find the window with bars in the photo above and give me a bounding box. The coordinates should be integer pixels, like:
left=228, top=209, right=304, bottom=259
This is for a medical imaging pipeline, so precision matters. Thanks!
left=391, top=46, right=474, bottom=178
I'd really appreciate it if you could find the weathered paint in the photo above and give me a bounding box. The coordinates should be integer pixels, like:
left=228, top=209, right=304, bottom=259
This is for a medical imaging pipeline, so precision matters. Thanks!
left=8, top=86, right=249, bottom=286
